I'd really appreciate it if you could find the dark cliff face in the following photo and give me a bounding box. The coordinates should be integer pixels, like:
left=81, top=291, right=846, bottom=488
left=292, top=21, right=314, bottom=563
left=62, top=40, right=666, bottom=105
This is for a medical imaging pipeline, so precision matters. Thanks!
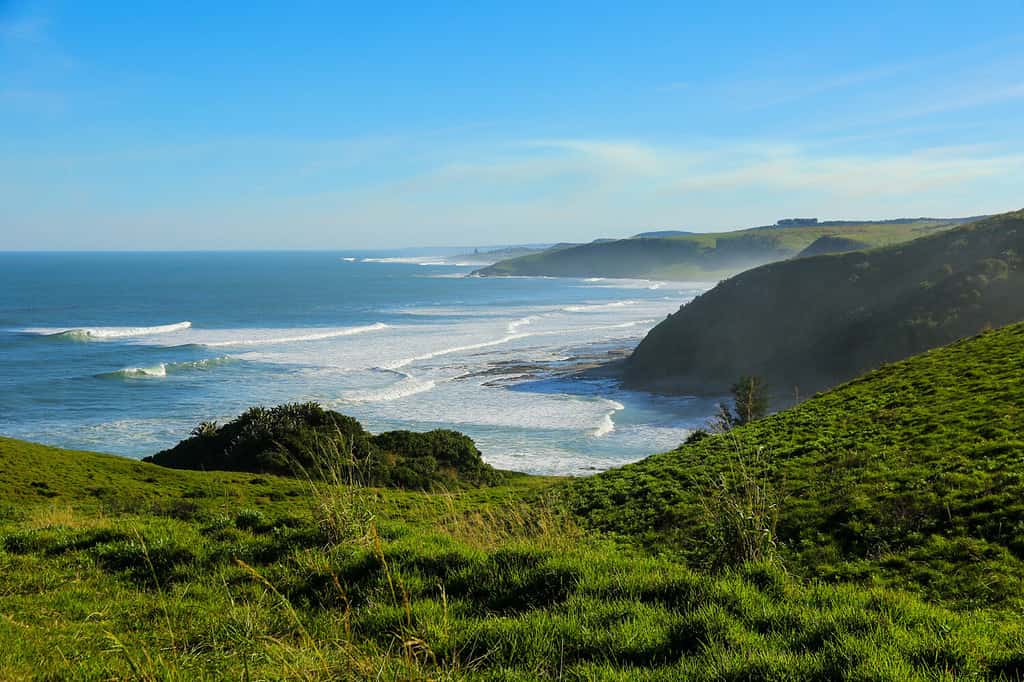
left=624, top=210, right=1024, bottom=399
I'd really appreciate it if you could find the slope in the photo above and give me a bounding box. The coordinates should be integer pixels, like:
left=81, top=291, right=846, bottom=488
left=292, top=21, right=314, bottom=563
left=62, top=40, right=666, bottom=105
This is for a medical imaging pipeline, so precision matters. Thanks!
left=474, top=218, right=971, bottom=280
left=625, top=210, right=1024, bottom=396
left=573, top=320, right=1024, bottom=607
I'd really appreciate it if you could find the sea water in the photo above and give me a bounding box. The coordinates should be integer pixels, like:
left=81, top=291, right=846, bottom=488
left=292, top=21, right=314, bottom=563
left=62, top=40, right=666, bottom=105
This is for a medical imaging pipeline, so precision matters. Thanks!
left=0, top=251, right=720, bottom=475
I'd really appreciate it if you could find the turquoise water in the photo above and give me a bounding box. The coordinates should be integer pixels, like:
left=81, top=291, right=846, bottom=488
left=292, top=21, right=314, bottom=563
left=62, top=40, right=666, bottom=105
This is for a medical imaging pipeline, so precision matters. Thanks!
left=0, top=251, right=718, bottom=475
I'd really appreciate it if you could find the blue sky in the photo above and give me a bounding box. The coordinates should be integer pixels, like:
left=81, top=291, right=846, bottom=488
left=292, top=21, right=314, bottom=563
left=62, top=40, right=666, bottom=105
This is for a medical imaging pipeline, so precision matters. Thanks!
left=2, top=1, right=1023, bottom=249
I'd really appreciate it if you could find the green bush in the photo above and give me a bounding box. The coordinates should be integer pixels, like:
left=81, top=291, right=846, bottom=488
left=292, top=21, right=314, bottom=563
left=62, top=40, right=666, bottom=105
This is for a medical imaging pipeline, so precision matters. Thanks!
left=145, top=402, right=503, bottom=490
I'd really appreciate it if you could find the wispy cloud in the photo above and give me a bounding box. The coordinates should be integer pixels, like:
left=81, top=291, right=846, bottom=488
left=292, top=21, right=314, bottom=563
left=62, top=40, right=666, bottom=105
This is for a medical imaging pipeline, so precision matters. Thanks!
left=671, top=145, right=1024, bottom=198
left=526, top=139, right=668, bottom=175
left=5, top=130, right=1023, bottom=248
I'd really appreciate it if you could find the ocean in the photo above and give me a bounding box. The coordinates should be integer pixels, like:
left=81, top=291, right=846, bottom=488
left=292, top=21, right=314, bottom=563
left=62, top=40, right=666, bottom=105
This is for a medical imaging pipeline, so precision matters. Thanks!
left=0, top=251, right=719, bottom=475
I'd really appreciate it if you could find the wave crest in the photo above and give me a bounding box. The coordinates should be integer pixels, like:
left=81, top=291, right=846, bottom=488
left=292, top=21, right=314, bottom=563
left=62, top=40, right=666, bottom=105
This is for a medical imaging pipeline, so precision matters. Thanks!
left=42, top=321, right=192, bottom=341
left=562, top=301, right=639, bottom=313
left=591, top=398, right=625, bottom=437
left=97, top=356, right=235, bottom=379
left=201, top=322, right=388, bottom=347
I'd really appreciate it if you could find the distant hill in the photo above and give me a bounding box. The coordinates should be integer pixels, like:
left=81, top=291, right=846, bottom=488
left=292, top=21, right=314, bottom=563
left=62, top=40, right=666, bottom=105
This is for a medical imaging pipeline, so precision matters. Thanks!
left=624, top=210, right=1024, bottom=397
left=796, top=235, right=871, bottom=258
left=451, top=245, right=549, bottom=265
left=632, top=229, right=696, bottom=238
left=473, top=217, right=977, bottom=280
left=573, top=319, right=1024, bottom=605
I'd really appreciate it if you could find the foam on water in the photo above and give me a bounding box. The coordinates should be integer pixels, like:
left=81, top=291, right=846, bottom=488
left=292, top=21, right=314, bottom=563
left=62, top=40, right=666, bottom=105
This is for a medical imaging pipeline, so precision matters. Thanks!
left=591, top=413, right=616, bottom=437
left=360, top=256, right=449, bottom=265
left=340, top=373, right=439, bottom=403
left=30, top=321, right=193, bottom=340
left=591, top=399, right=624, bottom=437
left=98, top=356, right=236, bottom=379
left=562, top=300, right=639, bottom=312
left=197, top=323, right=388, bottom=347
left=2, top=252, right=718, bottom=475
left=103, top=363, right=168, bottom=378
left=576, top=278, right=713, bottom=292
left=385, top=333, right=533, bottom=370
left=507, top=315, right=542, bottom=333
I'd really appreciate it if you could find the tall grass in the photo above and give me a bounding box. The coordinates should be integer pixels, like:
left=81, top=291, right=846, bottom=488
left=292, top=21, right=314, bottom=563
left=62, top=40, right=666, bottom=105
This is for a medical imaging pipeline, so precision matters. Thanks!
left=293, top=429, right=378, bottom=546
left=699, top=436, right=781, bottom=568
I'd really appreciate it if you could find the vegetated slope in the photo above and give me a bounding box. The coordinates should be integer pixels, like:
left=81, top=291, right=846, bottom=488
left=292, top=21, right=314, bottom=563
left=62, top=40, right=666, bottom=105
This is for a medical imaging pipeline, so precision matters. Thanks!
left=451, top=245, right=549, bottom=265
left=3, top=436, right=1024, bottom=679
left=573, top=321, right=1024, bottom=607
left=145, top=402, right=503, bottom=489
left=625, top=210, right=1024, bottom=396
left=796, top=235, right=870, bottom=258
left=473, top=217, right=971, bottom=281
left=633, top=229, right=696, bottom=238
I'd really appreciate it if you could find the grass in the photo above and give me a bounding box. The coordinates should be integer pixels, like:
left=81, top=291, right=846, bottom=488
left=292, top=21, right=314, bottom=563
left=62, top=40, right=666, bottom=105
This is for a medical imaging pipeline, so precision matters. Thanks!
left=3, top=474, right=1024, bottom=680
left=573, top=320, right=1024, bottom=609
left=4, top=318, right=1024, bottom=677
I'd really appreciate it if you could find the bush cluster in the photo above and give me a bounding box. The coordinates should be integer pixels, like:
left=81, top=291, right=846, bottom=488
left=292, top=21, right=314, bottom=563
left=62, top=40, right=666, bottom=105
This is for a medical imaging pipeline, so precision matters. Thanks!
left=144, top=402, right=503, bottom=490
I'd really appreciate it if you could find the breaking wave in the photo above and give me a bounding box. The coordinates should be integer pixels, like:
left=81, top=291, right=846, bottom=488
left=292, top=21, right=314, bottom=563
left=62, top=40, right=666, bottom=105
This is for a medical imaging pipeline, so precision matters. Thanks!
left=562, top=301, right=639, bottom=313
left=507, top=315, right=543, bottom=333
left=200, top=323, right=388, bottom=347
left=40, top=321, right=192, bottom=341
left=97, top=356, right=235, bottom=379
left=592, top=399, right=625, bottom=437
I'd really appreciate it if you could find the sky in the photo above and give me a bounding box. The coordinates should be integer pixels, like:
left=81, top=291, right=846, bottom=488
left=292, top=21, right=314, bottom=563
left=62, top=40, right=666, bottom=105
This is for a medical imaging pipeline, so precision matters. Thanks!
left=2, top=1, right=1023, bottom=250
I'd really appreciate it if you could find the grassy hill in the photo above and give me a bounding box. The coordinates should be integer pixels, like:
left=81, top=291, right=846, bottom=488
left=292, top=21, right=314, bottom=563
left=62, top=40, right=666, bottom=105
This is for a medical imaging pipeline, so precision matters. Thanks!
left=451, top=245, right=549, bottom=265
left=4, top=324, right=1024, bottom=678
left=3, top=433, right=1024, bottom=679
left=796, top=235, right=871, bottom=258
left=625, top=210, right=1024, bottom=396
left=473, top=217, right=974, bottom=281
left=575, top=321, right=1024, bottom=608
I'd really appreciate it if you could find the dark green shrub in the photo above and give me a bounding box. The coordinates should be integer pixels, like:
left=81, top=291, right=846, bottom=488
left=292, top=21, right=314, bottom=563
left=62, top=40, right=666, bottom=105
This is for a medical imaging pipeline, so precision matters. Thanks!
left=145, top=403, right=503, bottom=490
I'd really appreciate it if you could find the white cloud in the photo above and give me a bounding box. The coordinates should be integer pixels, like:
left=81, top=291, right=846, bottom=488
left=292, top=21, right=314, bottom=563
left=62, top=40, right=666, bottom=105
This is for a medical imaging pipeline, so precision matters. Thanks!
left=671, top=146, right=1024, bottom=198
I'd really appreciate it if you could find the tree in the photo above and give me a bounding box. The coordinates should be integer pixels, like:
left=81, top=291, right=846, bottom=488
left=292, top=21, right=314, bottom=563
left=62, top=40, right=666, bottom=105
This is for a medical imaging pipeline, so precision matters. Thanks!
left=731, top=375, right=769, bottom=425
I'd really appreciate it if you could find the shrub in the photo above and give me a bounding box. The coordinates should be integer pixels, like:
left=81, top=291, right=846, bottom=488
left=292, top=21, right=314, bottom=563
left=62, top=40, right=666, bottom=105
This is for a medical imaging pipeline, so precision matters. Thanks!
left=145, top=403, right=503, bottom=490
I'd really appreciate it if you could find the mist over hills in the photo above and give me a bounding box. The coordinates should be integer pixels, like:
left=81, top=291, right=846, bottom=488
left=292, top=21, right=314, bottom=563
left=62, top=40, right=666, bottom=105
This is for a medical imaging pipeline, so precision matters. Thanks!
left=473, top=216, right=980, bottom=281
left=624, top=209, right=1024, bottom=398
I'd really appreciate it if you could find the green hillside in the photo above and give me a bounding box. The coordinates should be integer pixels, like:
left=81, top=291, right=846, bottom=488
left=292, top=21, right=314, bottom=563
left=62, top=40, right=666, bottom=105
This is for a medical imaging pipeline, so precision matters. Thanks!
left=625, top=210, right=1024, bottom=396
left=4, top=324, right=1024, bottom=678
left=473, top=218, right=973, bottom=280
left=575, top=321, right=1024, bottom=607
left=796, top=235, right=871, bottom=258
